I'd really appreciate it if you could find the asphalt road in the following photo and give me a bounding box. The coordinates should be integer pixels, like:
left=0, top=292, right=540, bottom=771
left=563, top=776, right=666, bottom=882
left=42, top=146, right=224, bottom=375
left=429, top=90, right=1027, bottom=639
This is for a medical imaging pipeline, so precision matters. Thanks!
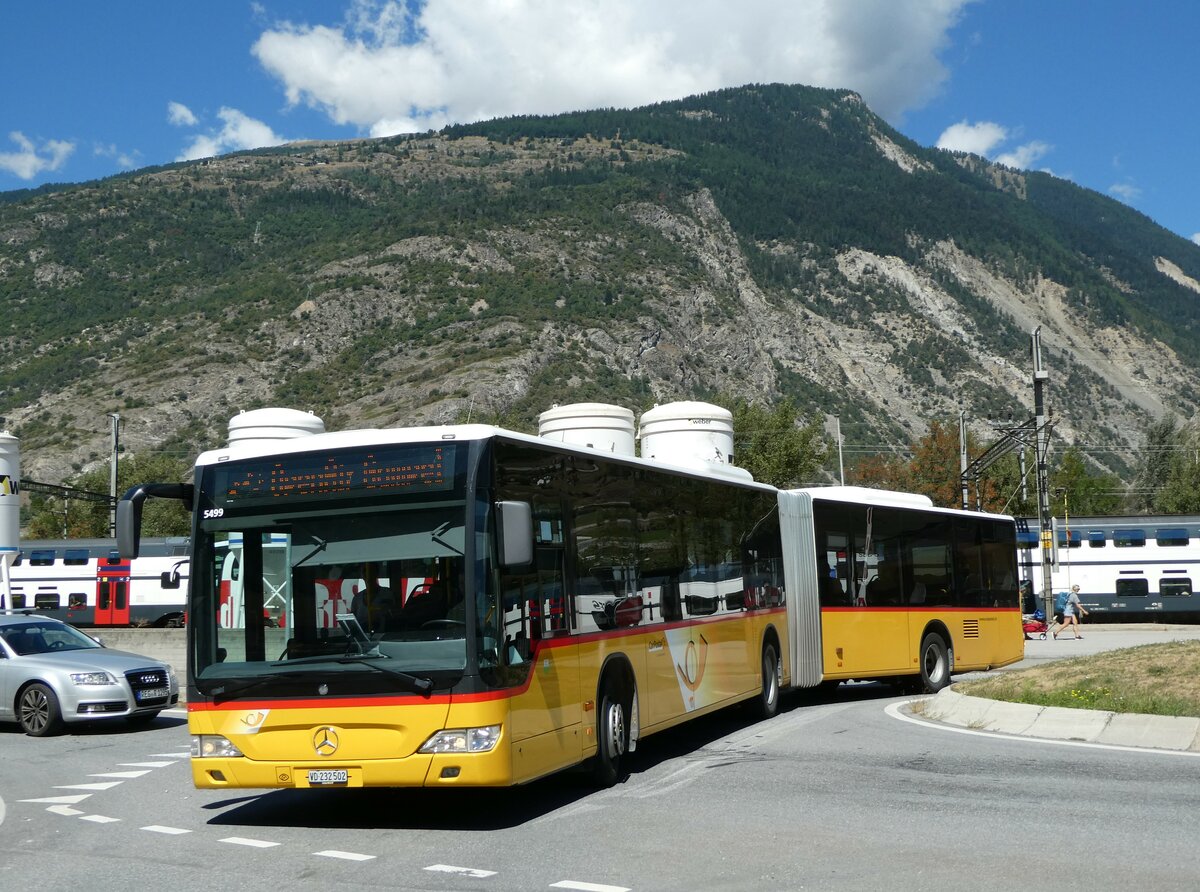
left=2, top=628, right=1199, bottom=891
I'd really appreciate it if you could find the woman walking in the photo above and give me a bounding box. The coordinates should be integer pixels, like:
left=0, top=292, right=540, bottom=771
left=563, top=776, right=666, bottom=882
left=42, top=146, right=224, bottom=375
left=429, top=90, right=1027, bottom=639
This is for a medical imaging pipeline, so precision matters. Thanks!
left=1054, top=584, right=1088, bottom=639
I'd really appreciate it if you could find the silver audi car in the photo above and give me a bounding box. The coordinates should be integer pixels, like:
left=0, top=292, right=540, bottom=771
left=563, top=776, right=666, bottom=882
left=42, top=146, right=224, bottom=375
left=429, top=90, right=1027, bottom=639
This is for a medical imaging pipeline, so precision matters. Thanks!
left=0, top=613, right=179, bottom=736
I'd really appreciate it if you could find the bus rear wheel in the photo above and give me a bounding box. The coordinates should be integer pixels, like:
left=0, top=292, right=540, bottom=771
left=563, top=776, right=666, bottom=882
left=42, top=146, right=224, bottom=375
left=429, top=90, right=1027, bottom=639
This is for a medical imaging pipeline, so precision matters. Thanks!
left=751, top=641, right=781, bottom=720
left=593, top=684, right=628, bottom=788
left=918, top=632, right=951, bottom=693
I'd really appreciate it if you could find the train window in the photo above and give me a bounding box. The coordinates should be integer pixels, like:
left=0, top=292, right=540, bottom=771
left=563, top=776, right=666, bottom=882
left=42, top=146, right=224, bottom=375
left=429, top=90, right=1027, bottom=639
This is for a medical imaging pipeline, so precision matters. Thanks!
left=1161, top=578, right=1192, bottom=597
left=1016, top=530, right=1039, bottom=547
left=1056, top=530, right=1081, bottom=548
left=1155, top=528, right=1189, bottom=547
left=104, top=551, right=123, bottom=566
left=68, top=592, right=88, bottom=609
left=1113, top=529, right=1146, bottom=548
left=1115, top=578, right=1149, bottom=597
left=34, top=592, right=61, bottom=610
left=30, top=550, right=56, bottom=566
left=1087, top=530, right=1106, bottom=548
left=64, top=548, right=90, bottom=566
left=10, top=594, right=25, bottom=608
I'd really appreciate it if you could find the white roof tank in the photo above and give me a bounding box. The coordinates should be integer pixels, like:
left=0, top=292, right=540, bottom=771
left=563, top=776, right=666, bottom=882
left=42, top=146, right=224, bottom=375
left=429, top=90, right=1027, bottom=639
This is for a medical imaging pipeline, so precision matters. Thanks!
left=537, top=403, right=636, bottom=456
left=228, top=408, right=326, bottom=450
left=639, top=401, right=736, bottom=468
left=0, top=431, right=18, bottom=567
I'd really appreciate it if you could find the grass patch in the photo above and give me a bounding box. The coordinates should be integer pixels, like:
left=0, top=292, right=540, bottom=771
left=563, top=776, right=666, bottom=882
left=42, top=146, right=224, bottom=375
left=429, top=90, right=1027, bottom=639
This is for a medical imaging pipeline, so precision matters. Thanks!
left=958, top=641, right=1200, bottom=718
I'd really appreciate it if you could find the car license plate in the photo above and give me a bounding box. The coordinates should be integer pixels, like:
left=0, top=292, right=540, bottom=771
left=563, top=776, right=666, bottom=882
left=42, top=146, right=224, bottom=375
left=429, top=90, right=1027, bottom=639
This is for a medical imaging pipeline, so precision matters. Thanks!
left=307, top=769, right=348, bottom=785
left=136, top=687, right=169, bottom=701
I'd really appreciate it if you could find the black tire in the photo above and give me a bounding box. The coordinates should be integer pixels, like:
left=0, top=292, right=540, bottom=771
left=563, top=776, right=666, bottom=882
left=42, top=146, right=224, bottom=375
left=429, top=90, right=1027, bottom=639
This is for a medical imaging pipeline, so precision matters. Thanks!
left=593, top=683, right=629, bottom=788
left=751, top=641, right=781, bottom=720
left=18, top=683, right=65, bottom=737
left=918, top=632, right=951, bottom=693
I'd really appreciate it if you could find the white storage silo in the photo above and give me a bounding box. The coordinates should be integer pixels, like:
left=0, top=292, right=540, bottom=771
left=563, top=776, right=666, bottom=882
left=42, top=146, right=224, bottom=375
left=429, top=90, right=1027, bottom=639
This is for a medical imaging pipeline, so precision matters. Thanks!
left=228, top=408, right=326, bottom=450
left=638, top=401, right=736, bottom=468
left=537, top=403, right=637, bottom=456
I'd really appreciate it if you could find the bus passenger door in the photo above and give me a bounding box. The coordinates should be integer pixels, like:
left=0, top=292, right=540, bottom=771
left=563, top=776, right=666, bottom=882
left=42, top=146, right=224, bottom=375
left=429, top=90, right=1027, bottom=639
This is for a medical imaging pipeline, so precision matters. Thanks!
left=95, top=563, right=131, bottom=626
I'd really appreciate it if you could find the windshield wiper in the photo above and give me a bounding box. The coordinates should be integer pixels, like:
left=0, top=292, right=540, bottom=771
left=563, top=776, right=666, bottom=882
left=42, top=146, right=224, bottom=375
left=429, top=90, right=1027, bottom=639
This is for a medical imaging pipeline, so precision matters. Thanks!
left=201, top=674, right=282, bottom=704
left=270, top=653, right=434, bottom=697
left=291, top=535, right=328, bottom=569
left=431, top=521, right=464, bottom=556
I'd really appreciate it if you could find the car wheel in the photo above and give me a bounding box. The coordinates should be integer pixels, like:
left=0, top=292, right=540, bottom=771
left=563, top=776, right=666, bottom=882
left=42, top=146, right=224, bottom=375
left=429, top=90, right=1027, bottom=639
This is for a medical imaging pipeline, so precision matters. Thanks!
left=18, top=683, right=65, bottom=737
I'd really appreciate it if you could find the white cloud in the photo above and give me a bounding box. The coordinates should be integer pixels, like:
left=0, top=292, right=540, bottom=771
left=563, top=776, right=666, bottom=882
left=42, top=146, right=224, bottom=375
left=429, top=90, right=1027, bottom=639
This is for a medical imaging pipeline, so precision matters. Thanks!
left=0, top=131, right=75, bottom=180
left=1192, top=233, right=1200, bottom=247
left=936, top=120, right=1052, bottom=172
left=996, top=140, right=1051, bottom=170
left=1109, top=182, right=1142, bottom=203
left=168, top=101, right=199, bottom=127
left=175, top=107, right=284, bottom=161
left=94, top=143, right=140, bottom=170
left=251, top=0, right=973, bottom=136
left=936, top=120, right=1007, bottom=156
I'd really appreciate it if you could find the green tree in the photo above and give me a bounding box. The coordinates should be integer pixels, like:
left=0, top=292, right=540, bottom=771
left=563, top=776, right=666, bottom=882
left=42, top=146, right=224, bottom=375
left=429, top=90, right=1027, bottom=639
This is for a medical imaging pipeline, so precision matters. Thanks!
left=730, top=397, right=827, bottom=488
left=1132, top=416, right=1181, bottom=512
left=1050, top=447, right=1122, bottom=516
left=24, top=452, right=192, bottom=539
left=1154, top=424, right=1200, bottom=514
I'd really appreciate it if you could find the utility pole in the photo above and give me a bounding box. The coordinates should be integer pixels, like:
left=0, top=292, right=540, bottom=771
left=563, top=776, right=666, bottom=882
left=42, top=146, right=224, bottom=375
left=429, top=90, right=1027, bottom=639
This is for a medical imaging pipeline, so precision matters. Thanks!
left=107, top=413, right=120, bottom=538
left=959, top=411, right=970, bottom=510
left=1031, top=328, right=1055, bottom=624
left=836, top=416, right=845, bottom=485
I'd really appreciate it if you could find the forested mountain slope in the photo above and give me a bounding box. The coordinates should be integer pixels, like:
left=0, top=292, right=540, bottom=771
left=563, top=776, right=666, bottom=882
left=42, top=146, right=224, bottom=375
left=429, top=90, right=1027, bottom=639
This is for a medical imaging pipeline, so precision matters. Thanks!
left=3, top=83, right=1199, bottom=484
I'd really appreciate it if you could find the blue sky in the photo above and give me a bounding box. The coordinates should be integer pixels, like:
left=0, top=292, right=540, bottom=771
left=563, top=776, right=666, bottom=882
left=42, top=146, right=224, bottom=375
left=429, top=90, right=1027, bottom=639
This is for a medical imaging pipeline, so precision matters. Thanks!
left=3, top=1, right=1197, bottom=244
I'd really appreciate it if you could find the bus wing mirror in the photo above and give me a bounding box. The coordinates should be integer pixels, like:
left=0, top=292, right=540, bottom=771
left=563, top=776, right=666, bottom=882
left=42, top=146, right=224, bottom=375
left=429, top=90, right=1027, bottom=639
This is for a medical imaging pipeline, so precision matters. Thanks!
left=496, top=500, right=533, bottom=567
left=117, top=482, right=195, bottom=560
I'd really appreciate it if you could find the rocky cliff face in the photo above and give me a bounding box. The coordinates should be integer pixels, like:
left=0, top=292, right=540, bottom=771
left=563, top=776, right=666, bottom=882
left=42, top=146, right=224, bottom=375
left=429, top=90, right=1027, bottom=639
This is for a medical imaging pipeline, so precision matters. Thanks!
left=3, top=85, right=1200, bottom=485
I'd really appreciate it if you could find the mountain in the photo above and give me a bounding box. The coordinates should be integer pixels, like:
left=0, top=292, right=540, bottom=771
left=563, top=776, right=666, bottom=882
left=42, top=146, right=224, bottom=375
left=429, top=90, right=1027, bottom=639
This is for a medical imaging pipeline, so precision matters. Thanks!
left=3, top=83, right=1200, bottom=486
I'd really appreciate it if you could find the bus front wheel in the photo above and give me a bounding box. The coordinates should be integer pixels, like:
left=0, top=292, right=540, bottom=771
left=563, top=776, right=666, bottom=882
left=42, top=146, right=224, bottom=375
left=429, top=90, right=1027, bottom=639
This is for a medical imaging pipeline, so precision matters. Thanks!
left=593, top=684, right=628, bottom=787
left=918, top=633, right=951, bottom=693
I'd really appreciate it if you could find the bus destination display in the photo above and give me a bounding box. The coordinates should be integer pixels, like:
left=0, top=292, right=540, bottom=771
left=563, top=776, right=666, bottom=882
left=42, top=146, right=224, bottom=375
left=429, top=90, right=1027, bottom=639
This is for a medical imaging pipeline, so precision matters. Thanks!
left=216, top=445, right=457, bottom=503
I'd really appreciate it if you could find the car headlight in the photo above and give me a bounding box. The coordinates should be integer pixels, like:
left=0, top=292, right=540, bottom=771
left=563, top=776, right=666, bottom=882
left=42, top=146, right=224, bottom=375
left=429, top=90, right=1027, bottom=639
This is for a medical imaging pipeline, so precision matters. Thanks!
left=418, top=725, right=502, bottom=754
left=191, top=735, right=244, bottom=758
left=70, top=671, right=117, bottom=686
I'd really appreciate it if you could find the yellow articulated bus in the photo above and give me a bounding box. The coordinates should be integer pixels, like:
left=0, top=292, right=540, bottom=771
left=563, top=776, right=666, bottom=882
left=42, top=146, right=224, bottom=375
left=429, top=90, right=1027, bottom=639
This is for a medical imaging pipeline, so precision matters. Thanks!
left=117, top=404, right=1022, bottom=791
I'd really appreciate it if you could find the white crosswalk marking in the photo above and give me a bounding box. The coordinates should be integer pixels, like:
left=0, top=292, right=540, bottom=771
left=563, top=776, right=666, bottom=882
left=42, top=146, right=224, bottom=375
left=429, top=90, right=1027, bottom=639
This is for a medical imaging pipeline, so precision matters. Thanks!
left=550, top=882, right=631, bottom=892
left=46, top=805, right=85, bottom=816
left=89, top=771, right=152, bottom=779
left=142, top=825, right=191, bottom=835
left=55, top=782, right=122, bottom=791
left=220, top=837, right=280, bottom=848
left=119, top=761, right=175, bottom=768
left=425, top=864, right=498, bottom=878
left=19, top=794, right=92, bottom=804
left=80, top=815, right=120, bottom=824
left=314, top=850, right=375, bottom=861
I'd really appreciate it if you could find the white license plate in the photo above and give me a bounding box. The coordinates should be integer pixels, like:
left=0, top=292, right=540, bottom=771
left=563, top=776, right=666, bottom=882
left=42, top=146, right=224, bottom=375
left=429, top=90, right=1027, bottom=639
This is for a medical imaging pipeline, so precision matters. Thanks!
left=136, top=687, right=169, bottom=701
left=307, top=769, right=348, bottom=785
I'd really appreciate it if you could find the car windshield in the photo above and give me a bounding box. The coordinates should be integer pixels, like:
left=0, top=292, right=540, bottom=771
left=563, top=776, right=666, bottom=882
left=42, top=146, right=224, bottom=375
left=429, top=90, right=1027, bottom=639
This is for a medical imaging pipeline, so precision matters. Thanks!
left=1, top=621, right=100, bottom=655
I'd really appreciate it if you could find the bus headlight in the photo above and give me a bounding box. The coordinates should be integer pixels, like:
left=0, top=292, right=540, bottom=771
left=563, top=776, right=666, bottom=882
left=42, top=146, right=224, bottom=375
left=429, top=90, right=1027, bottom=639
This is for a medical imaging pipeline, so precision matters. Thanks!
left=191, top=735, right=244, bottom=758
left=418, top=725, right=502, bottom=754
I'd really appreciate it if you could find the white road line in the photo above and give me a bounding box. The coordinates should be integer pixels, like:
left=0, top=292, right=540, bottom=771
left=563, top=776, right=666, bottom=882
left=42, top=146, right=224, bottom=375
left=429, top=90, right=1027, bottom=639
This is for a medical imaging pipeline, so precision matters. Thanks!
left=314, top=850, right=375, bottom=861
left=46, top=805, right=85, bottom=816
left=549, top=882, right=631, bottom=892
left=80, top=815, right=121, bottom=824
left=142, top=825, right=191, bottom=835
left=149, top=752, right=191, bottom=758
left=425, top=864, right=498, bottom=878
left=19, top=794, right=93, bottom=804
left=90, top=770, right=152, bottom=779
left=885, top=701, right=1200, bottom=758
left=55, top=782, right=122, bottom=791
left=220, top=837, right=280, bottom=848
left=119, top=761, right=176, bottom=768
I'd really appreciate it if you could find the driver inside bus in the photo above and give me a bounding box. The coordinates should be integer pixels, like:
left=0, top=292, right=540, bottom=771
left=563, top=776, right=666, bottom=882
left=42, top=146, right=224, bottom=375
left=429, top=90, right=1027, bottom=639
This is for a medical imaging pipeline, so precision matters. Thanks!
left=350, top=562, right=397, bottom=633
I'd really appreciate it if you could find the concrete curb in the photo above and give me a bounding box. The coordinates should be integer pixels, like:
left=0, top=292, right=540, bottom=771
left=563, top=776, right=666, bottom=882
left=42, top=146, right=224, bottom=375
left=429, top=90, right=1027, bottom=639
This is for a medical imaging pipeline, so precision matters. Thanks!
left=920, top=686, right=1200, bottom=752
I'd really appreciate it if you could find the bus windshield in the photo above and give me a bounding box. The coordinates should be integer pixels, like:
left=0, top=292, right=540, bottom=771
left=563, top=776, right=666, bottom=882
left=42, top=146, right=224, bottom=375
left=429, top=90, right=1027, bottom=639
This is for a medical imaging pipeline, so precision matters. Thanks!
left=192, top=503, right=475, bottom=697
